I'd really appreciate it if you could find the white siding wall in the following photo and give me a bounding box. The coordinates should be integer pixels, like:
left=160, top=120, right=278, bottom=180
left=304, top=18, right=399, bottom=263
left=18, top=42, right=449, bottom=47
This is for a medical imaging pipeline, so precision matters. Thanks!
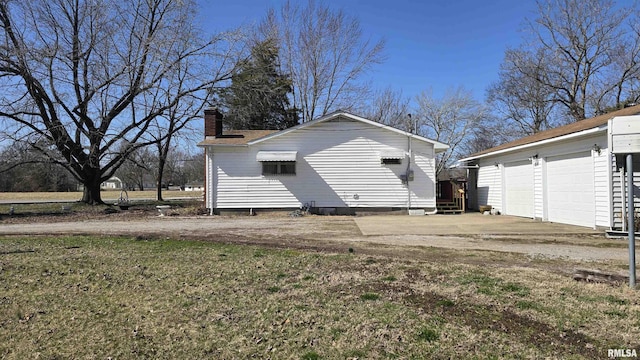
left=610, top=154, right=640, bottom=230
left=476, top=162, right=502, bottom=212
left=593, top=148, right=611, bottom=227
left=209, top=118, right=437, bottom=209
left=473, top=133, right=611, bottom=228
left=205, top=148, right=214, bottom=210
left=533, top=160, right=544, bottom=219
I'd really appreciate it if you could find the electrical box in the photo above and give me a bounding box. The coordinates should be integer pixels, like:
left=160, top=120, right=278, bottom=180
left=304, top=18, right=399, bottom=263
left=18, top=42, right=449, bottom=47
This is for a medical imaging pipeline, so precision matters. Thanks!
left=407, top=169, right=414, bottom=181
left=611, top=115, right=640, bottom=154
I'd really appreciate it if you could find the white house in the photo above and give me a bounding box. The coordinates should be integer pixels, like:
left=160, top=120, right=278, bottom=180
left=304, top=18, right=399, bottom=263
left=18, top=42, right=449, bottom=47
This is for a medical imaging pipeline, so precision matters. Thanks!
left=458, top=104, right=640, bottom=229
left=197, top=109, right=449, bottom=214
left=100, top=176, right=122, bottom=190
left=183, top=182, right=204, bottom=192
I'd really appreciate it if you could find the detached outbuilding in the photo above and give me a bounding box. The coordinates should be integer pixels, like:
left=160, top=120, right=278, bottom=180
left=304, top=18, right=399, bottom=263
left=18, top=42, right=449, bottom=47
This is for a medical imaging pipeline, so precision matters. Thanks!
left=459, top=104, right=640, bottom=229
left=198, top=110, right=448, bottom=214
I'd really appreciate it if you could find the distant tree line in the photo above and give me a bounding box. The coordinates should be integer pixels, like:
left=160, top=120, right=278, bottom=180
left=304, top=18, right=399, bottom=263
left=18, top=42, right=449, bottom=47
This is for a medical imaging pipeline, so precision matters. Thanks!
left=0, top=142, right=76, bottom=192
left=0, top=142, right=204, bottom=193
left=115, top=148, right=204, bottom=192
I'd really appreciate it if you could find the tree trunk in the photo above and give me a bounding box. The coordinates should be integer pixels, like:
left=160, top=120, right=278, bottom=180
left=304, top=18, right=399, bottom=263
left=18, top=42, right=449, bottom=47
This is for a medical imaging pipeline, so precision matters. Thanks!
left=81, top=173, right=104, bottom=204
left=156, top=154, right=166, bottom=201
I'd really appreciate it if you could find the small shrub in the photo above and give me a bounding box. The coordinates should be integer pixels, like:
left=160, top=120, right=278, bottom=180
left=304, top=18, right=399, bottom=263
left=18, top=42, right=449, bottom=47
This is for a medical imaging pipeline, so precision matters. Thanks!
left=381, top=275, right=397, bottom=282
left=267, top=286, right=280, bottom=293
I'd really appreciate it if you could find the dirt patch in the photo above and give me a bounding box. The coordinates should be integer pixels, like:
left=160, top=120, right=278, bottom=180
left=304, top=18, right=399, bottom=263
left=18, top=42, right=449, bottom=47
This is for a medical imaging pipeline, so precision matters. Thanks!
left=0, top=206, right=632, bottom=271
left=406, top=290, right=599, bottom=357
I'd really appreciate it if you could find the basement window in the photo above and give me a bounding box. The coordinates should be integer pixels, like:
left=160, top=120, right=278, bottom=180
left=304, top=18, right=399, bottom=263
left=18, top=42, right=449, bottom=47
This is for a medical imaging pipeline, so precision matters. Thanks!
left=262, top=161, right=296, bottom=175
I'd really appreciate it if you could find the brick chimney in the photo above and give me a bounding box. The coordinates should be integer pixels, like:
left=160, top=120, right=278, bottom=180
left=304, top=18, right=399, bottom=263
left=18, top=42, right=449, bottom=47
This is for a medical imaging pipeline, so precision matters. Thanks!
left=204, top=108, right=223, bottom=137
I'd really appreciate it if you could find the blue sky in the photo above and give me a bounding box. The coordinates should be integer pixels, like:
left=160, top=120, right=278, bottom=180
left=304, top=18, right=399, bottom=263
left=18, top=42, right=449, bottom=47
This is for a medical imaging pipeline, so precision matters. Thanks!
left=197, top=0, right=538, bottom=102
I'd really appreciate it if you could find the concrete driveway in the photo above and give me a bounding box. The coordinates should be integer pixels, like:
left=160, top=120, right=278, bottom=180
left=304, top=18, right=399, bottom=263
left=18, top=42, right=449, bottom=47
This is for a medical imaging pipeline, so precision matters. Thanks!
left=354, top=213, right=601, bottom=236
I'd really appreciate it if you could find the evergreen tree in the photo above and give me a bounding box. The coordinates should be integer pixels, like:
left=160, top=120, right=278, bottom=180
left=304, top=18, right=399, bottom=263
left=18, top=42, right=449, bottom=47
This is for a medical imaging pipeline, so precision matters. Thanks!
left=222, top=39, right=298, bottom=130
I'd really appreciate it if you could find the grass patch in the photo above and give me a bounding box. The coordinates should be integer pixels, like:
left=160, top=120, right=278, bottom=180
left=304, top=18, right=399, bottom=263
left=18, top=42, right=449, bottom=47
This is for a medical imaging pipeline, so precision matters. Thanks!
left=604, top=295, right=628, bottom=305
left=436, top=299, right=455, bottom=307
left=416, top=326, right=439, bottom=342
left=360, top=293, right=380, bottom=301
left=0, top=190, right=200, bottom=202
left=604, top=309, right=628, bottom=318
left=458, top=273, right=530, bottom=297
left=515, top=300, right=541, bottom=311
left=301, top=351, right=321, bottom=360
left=381, top=275, right=397, bottom=282
left=0, top=235, right=637, bottom=359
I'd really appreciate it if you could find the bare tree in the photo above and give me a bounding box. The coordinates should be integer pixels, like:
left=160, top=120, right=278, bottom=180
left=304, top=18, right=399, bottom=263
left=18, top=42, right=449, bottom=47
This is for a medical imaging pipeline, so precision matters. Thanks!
left=461, top=115, right=522, bottom=156
left=149, top=98, right=206, bottom=201
left=591, top=19, right=640, bottom=112
left=415, top=87, right=487, bottom=175
left=524, top=0, right=635, bottom=121
left=116, top=145, right=155, bottom=191
left=261, top=0, right=385, bottom=122
left=0, top=0, right=240, bottom=204
left=487, top=48, right=559, bottom=136
left=365, top=87, right=411, bottom=131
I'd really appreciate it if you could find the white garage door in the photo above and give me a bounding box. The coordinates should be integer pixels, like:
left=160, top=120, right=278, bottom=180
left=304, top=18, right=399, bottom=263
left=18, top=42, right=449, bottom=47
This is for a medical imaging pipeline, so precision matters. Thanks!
left=546, top=152, right=594, bottom=227
left=504, top=161, right=534, bottom=218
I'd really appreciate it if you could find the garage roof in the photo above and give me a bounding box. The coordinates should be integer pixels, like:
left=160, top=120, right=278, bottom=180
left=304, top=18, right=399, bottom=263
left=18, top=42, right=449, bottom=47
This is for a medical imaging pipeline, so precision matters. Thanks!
left=461, top=104, right=640, bottom=161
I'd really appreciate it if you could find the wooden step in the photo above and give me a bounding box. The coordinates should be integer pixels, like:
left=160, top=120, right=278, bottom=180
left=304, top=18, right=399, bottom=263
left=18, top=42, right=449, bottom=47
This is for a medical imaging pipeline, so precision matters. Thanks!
left=437, top=205, right=459, bottom=210
left=438, top=209, right=464, bottom=214
left=437, top=201, right=463, bottom=214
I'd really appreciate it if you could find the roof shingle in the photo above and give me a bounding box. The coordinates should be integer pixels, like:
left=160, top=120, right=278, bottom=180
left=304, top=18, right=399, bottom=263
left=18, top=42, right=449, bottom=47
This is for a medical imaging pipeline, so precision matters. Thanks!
left=467, top=104, right=640, bottom=158
left=197, top=130, right=277, bottom=146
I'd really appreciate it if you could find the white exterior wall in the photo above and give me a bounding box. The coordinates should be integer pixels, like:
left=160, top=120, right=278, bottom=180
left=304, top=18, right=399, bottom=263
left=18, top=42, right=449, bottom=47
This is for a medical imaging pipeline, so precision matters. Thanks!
left=533, top=160, right=544, bottom=219
left=205, top=148, right=214, bottom=210
left=476, top=162, right=502, bottom=212
left=207, top=118, right=437, bottom=210
left=610, top=154, right=640, bottom=230
left=593, top=148, right=611, bottom=227
left=473, top=133, right=611, bottom=228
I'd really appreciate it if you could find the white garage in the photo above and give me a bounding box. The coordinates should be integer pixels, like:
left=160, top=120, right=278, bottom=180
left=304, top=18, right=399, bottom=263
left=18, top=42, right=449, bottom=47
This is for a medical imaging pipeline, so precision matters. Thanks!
left=504, top=161, right=534, bottom=218
left=545, top=152, right=594, bottom=227
left=459, top=104, right=640, bottom=230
